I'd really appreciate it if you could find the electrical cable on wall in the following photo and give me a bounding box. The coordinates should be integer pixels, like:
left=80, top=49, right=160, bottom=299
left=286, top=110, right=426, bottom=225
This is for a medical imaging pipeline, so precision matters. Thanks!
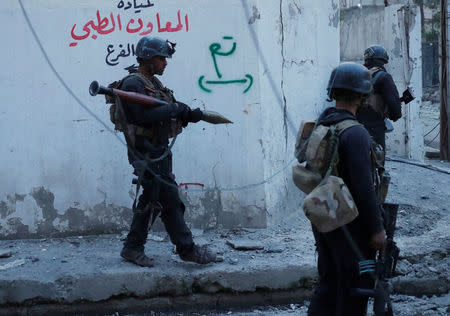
left=17, top=0, right=300, bottom=193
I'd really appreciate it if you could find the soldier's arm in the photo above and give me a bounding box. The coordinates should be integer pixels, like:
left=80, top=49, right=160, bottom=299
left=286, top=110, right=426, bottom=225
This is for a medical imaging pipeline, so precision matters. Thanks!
left=376, top=73, right=402, bottom=121
left=121, top=77, right=184, bottom=125
left=340, top=127, right=384, bottom=236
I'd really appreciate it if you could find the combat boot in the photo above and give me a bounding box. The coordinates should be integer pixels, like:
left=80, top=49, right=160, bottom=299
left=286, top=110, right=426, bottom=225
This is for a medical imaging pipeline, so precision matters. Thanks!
left=179, top=244, right=223, bottom=264
left=120, top=247, right=154, bottom=267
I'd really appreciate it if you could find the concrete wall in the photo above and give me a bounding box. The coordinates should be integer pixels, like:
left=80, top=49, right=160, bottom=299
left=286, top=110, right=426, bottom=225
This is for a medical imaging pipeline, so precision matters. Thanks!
left=0, top=0, right=340, bottom=238
left=340, top=2, right=424, bottom=160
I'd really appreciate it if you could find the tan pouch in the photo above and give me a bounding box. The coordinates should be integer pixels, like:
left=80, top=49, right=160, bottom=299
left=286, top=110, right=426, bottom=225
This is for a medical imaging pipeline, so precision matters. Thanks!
left=305, top=125, right=333, bottom=175
left=292, top=165, right=322, bottom=194
left=295, top=120, right=316, bottom=161
left=302, top=175, right=359, bottom=233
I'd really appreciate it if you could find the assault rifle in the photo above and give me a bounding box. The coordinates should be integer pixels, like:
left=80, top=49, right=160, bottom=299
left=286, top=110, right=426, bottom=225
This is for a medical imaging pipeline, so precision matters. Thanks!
left=350, top=203, right=399, bottom=315
left=381, top=203, right=400, bottom=278
left=351, top=259, right=394, bottom=316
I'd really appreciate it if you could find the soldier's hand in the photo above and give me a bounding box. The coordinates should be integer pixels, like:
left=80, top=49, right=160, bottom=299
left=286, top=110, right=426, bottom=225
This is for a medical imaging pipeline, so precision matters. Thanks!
left=188, top=108, right=203, bottom=123
left=173, top=102, right=190, bottom=123
left=370, top=230, right=387, bottom=258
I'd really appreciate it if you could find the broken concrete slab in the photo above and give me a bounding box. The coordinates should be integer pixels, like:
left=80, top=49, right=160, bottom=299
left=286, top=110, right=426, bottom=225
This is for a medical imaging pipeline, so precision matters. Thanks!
left=425, top=149, right=440, bottom=159
left=0, top=233, right=317, bottom=307
left=0, top=259, right=25, bottom=271
left=0, top=250, right=11, bottom=258
left=226, top=240, right=264, bottom=251
left=264, top=244, right=285, bottom=254
left=0, top=159, right=448, bottom=314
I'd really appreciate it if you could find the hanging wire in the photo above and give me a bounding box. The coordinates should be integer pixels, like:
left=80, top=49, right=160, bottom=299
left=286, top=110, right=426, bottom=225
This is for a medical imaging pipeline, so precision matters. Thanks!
left=423, top=121, right=440, bottom=137
left=17, top=0, right=302, bottom=193
left=425, top=130, right=440, bottom=147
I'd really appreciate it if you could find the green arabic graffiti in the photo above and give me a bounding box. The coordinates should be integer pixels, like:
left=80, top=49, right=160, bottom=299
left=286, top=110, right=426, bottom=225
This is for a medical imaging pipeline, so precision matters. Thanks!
left=199, top=36, right=253, bottom=94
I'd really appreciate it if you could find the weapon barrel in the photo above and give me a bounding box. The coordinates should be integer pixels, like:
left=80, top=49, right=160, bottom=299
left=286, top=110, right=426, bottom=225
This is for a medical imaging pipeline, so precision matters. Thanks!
left=89, top=80, right=168, bottom=107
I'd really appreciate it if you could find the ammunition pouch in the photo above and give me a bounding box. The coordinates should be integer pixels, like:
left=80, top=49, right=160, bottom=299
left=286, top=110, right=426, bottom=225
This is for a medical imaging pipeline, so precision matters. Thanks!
left=292, top=165, right=322, bottom=194
left=106, top=73, right=180, bottom=141
left=302, top=175, right=359, bottom=233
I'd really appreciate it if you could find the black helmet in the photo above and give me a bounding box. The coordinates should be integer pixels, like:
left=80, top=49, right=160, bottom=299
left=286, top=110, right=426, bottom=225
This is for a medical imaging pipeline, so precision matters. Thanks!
left=364, top=45, right=389, bottom=64
left=327, top=62, right=372, bottom=96
left=135, top=37, right=176, bottom=60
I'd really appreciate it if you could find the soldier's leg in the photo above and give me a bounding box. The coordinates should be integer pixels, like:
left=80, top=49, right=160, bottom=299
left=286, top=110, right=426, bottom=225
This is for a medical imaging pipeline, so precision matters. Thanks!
left=308, top=227, right=339, bottom=315
left=308, top=278, right=338, bottom=316
left=343, top=276, right=373, bottom=316
left=158, top=177, right=220, bottom=264
left=158, top=177, right=195, bottom=255
left=121, top=185, right=155, bottom=267
left=123, top=186, right=153, bottom=252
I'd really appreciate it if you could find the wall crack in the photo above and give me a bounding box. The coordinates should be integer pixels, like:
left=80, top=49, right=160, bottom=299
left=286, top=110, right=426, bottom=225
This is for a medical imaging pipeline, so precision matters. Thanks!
left=280, top=0, right=288, bottom=148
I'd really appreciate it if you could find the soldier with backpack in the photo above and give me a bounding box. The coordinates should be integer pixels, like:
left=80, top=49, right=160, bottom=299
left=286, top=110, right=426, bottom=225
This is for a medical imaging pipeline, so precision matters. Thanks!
left=357, top=45, right=402, bottom=151
left=295, top=63, right=387, bottom=315
left=115, top=36, right=221, bottom=267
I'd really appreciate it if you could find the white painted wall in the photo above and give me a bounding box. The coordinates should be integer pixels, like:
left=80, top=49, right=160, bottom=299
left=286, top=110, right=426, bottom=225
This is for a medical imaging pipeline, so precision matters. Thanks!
left=0, top=0, right=340, bottom=237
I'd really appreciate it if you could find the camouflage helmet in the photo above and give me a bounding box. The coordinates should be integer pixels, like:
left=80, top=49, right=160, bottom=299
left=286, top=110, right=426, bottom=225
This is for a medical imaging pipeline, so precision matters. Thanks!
left=364, top=45, right=389, bottom=64
left=327, top=62, right=372, bottom=96
left=135, top=37, right=176, bottom=60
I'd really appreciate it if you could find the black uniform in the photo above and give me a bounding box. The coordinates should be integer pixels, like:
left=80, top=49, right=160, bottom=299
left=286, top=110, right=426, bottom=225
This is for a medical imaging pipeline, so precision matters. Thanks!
left=308, top=108, right=384, bottom=316
left=357, top=61, right=402, bottom=150
left=120, top=74, right=195, bottom=256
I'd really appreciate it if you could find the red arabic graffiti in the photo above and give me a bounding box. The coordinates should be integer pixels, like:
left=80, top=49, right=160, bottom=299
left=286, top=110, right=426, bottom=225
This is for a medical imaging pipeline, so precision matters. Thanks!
left=69, top=10, right=189, bottom=47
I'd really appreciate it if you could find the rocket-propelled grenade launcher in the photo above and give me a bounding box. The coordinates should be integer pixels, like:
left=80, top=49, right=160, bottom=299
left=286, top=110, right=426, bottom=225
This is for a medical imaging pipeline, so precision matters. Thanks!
left=89, top=81, right=233, bottom=124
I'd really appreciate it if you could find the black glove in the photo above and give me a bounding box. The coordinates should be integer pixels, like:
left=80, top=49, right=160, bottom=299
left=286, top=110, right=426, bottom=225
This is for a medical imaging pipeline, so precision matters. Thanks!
left=173, top=102, right=190, bottom=120
left=188, top=108, right=203, bottom=123
left=175, top=102, right=203, bottom=126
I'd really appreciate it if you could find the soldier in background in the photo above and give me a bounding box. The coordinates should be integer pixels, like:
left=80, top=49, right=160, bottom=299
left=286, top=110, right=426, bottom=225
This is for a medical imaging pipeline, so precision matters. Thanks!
left=307, top=63, right=386, bottom=316
left=118, top=37, right=220, bottom=267
left=357, top=45, right=402, bottom=151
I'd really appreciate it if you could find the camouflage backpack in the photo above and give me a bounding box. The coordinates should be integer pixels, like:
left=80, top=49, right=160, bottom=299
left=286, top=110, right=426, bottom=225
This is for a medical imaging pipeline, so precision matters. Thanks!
left=292, top=119, right=361, bottom=233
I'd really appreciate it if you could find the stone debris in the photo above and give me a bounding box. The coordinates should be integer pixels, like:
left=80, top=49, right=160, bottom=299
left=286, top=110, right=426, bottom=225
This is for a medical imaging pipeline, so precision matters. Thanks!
left=264, top=244, right=285, bottom=253
left=0, top=250, right=12, bottom=259
left=226, top=240, right=264, bottom=251
left=0, top=159, right=448, bottom=315
left=148, top=234, right=165, bottom=242
left=119, top=231, right=128, bottom=241
left=0, top=259, right=25, bottom=271
left=228, top=258, right=238, bottom=265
